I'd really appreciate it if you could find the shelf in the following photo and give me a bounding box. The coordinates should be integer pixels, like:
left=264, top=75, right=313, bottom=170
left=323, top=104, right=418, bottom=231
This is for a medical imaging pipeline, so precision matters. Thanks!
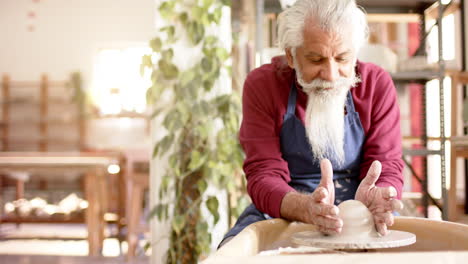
left=0, top=81, right=68, bottom=89
left=2, top=138, right=80, bottom=145
left=403, top=148, right=443, bottom=156
left=0, top=214, right=85, bottom=224
left=263, top=0, right=437, bottom=14
left=0, top=98, right=77, bottom=105
left=357, top=0, right=436, bottom=14
left=402, top=136, right=443, bottom=144
left=5, top=119, right=81, bottom=126
left=391, top=70, right=440, bottom=83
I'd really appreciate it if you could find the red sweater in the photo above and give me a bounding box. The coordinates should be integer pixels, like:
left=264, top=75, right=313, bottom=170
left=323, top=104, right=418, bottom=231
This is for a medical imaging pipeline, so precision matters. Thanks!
left=240, top=56, right=404, bottom=218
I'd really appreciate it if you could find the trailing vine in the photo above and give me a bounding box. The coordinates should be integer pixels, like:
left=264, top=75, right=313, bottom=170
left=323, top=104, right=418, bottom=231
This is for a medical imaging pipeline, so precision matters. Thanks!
left=142, top=0, right=248, bottom=262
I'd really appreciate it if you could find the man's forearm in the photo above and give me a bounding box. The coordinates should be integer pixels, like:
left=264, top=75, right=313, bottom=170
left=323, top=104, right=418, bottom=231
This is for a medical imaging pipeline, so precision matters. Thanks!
left=280, top=191, right=310, bottom=222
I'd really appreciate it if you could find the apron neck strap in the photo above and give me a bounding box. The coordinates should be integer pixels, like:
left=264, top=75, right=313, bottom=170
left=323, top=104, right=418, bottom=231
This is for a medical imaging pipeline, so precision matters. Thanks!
left=285, top=82, right=297, bottom=118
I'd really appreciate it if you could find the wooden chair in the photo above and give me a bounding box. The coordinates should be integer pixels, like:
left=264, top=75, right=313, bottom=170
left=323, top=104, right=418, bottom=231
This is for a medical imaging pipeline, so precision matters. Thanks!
left=126, top=168, right=149, bottom=259
left=122, top=149, right=150, bottom=260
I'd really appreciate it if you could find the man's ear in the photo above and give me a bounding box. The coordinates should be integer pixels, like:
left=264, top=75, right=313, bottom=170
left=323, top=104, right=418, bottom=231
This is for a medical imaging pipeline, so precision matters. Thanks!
left=285, top=48, right=295, bottom=69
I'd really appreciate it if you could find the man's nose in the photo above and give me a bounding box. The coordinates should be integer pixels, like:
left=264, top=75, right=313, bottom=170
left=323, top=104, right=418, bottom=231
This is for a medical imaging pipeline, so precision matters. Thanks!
left=319, top=61, right=339, bottom=82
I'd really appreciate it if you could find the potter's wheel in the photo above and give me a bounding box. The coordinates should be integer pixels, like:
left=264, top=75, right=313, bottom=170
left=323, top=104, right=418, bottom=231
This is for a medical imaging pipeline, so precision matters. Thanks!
left=292, top=229, right=416, bottom=249
left=292, top=200, right=416, bottom=249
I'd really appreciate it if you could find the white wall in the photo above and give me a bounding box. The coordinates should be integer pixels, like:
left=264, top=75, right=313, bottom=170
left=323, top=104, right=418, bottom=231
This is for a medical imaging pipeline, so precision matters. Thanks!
left=0, top=0, right=156, bottom=150
left=0, top=0, right=155, bottom=81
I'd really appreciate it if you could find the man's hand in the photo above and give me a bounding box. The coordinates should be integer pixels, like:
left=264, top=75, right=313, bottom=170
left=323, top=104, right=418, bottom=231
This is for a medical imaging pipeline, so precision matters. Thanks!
left=355, top=160, right=403, bottom=236
left=280, top=159, right=342, bottom=234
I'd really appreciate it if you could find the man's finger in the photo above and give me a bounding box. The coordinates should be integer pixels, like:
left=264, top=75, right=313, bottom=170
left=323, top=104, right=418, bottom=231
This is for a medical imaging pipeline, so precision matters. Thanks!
left=391, top=199, right=404, bottom=211
left=311, top=202, right=339, bottom=216
left=311, top=186, right=328, bottom=202
left=313, top=215, right=343, bottom=230
left=360, top=160, right=382, bottom=188
left=384, top=212, right=394, bottom=226
left=318, top=226, right=342, bottom=235
left=319, top=159, right=334, bottom=189
left=375, top=211, right=394, bottom=226
left=381, top=186, right=397, bottom=199
left=376, top=222, right=388, bottom=236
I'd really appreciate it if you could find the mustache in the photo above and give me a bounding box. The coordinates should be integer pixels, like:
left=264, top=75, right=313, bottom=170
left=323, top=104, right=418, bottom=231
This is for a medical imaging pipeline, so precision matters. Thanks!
left=301, top=75, right=361, bottom=93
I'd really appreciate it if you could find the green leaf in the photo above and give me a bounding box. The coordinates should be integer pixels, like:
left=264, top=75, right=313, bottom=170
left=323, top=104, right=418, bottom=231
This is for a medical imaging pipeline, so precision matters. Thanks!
left=158, top=134, right=174, bottom=154
left=216, top=47, right=229, bottom=61
left=150, top=37, right=162, bottom=52
left=148, top=204, right=167, bottom=221
left=148, top=204, right=159, bottom=220
left=201, top=13, right=210, bottom=26
left=201, top=57, right=213, bottom=72
left=206, top=196, right=219, bottom=224
left=200, top=100, right=210, bottom=115
left=179, top=12, right=188, bottom=25
left=161, top=25, right=175, bottom=38
left=217, top=97, right=229, bottom=114
left=146, top=82, right=164, bottom=104
left=192, top=6, right=204, bottom=19
left=143, top=242, right=151, bottom=253
left=158, top=59, right=179, bottom=80
left=180, top=70, right=195, bottom=87
left=158, top=2, right=174, bottom=19
left=220, top=0, right=231, bottom=6
left=141, top=54, right=153, bottom=70
left=188, top=150, right=207, bottom=170
left=146, top=85, right=154, bottom=105
left=212, top=7, right=222, bottom=23
left=152, top=141, right=159, bottom=158
left=204, top=36, right=217, bottom=46
left=172, top=215, right=186, bottom=235
left=163, top=108, right=183, bottom=131
left=203, top=0, right=215, bottom=8
left=197, top=124, right=210, bottom=141
left=196, top=221, right=208, bottom=233
left=160, top=174, right=171, bottom=196
left=197, top=179, right=208, bottom=193
left=207, top=13, right=215, bottom=23
left=151, top=70, right=160, bottom=83
left=203, top=80, right=214, bottom=91
left=187, top=21, right=205, bottom=45
left=162, top=49, right=174, bottom=60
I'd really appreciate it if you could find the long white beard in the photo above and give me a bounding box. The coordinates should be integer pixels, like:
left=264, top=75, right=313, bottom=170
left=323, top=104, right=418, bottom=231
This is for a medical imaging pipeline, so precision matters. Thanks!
left=294, top=60, right=360, bottom=167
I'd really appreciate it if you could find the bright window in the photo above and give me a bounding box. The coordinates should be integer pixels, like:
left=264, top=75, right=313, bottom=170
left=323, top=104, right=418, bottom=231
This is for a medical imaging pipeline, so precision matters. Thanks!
left=427, top=14, right=456, bottom=63
left=91, top=46, right=152, bottom=115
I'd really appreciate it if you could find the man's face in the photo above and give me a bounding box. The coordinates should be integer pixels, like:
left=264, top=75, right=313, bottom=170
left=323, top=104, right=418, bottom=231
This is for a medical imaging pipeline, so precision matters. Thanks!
left=285, top=23, right=359, bottom=166
left=286, top=25, right=356, bottom=85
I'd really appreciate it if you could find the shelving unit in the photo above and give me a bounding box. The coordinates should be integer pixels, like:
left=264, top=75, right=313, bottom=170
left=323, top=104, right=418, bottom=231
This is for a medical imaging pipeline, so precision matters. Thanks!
left=360, top=0, right=455, bottom=220
left=0, top=73, right=87, bottom=224
left=0, top=74, right=85, bottom=152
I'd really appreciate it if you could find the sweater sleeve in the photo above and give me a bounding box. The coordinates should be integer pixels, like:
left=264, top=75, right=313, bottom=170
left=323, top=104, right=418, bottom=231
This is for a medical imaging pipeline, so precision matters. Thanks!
left=239, top=74, right=295, bottom=218
left=359, top=69, right=404, bottom=199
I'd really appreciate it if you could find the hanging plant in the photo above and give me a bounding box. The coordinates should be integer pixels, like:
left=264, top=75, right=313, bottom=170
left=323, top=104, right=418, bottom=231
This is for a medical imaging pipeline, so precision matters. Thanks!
left=143, top=0, right=249, bottom=262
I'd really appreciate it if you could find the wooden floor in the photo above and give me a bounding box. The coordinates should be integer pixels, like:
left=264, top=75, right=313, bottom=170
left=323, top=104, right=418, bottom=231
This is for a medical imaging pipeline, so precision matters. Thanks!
left=0, top=223, right=150, bottom=263
left=1, top=213, right=467, bottom=264
left=0, top=255, right=149, bottom=264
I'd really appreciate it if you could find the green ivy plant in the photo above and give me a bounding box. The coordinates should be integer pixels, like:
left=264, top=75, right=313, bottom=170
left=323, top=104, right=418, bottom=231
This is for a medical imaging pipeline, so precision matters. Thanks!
left=143, top=0, right=249, bottom=262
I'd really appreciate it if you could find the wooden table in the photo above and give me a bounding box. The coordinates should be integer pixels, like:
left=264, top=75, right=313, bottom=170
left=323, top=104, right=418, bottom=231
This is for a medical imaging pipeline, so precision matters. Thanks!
left=0, top=151, right=123, bottom=256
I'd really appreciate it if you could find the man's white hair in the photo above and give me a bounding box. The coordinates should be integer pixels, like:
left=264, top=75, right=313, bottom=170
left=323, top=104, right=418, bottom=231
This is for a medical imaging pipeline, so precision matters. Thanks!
left=277, top=0, right=369, bottom=52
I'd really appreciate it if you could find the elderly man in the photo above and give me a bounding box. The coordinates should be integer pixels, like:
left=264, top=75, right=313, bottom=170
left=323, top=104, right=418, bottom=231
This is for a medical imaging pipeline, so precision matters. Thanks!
left=221, top=0, right=404, bottom=246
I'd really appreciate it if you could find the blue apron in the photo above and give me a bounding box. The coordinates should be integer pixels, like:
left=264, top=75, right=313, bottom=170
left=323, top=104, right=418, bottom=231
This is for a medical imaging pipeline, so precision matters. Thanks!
left=221, top=81, right=365, bottom=243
